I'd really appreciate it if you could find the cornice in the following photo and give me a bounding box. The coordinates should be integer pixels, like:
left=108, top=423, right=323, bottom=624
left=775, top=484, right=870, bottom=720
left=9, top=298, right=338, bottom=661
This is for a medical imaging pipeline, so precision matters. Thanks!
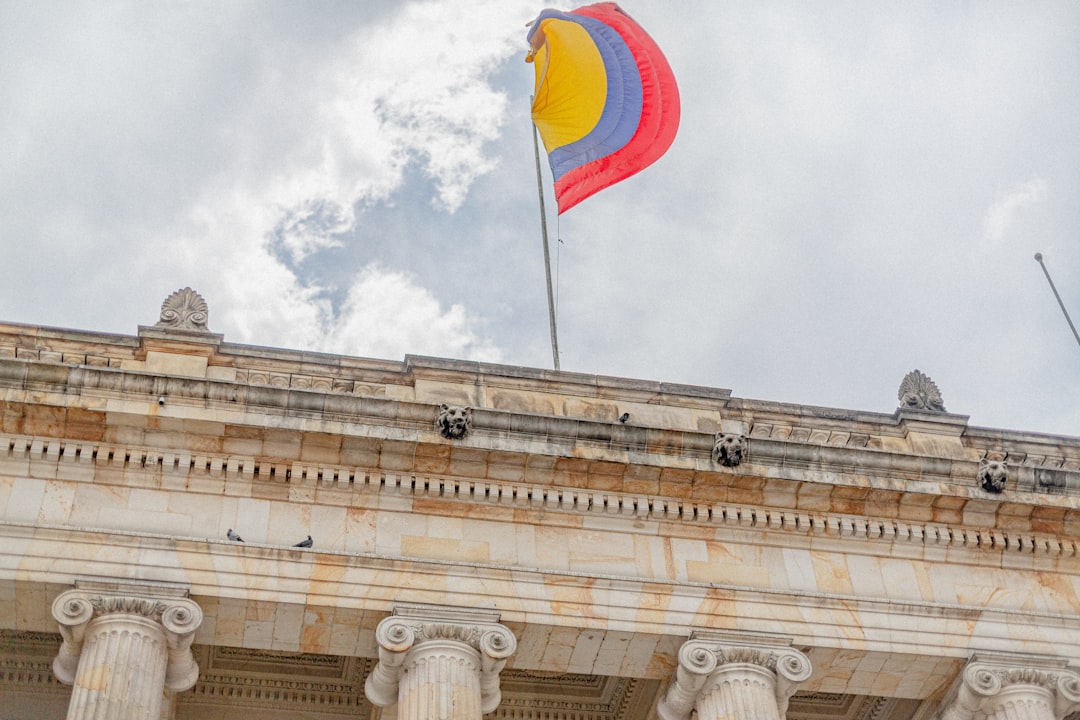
left=1, top=342, right=1077, bottom=454
left=3, top=432, right=1080, bottom=552
left=3, top=360, right=1080, bottom=520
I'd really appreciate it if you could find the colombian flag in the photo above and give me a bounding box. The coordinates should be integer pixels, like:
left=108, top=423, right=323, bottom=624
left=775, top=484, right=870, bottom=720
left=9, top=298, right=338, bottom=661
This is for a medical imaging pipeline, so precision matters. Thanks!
left=527, top=3, right=680, bottom=214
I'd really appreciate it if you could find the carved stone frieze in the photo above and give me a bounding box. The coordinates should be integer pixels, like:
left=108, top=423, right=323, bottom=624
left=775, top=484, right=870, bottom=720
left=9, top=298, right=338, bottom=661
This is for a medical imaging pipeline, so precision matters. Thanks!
left=0, top=632, right=930, bottom=720
left=0, top=630, right=65, bottom=690
left=154, top=287, right=210, bottom=332
left=437, top=403, right=473, bottom=439
left=713, top=433, right=747, bottom=466
left=182, top=645, right=372, bottom=712
left=898, top=370, right=946, bottom=412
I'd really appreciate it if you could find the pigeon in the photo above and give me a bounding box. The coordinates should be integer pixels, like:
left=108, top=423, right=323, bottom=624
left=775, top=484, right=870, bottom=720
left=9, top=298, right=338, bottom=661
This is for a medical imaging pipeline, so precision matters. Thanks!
left=294, top=535, right=313, bottom=548
left=226, top=529, right=244, bottom=542
left=618, top=412, right=630, bottom=423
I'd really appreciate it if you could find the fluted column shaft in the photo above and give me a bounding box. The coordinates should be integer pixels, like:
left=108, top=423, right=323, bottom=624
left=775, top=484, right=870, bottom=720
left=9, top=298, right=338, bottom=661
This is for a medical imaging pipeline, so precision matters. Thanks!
left=398, top=640, right=484, bottom=720
left=67, top=614, right=169, bottom=720
left=658, top=633, right=812, bottom=720
left=51, top=581, right=202, bottom=720
left=698, top=662, right=787, bottom=720
left=939, top=656, right=1080, bottom=720
left=365, top=604, right=517, bottom=720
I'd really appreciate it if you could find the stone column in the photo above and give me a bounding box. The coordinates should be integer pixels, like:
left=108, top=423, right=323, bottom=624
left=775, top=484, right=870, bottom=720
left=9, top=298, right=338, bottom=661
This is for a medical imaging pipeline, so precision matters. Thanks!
left=939, top=655, right=1080, bottom=720
left=51, top=580, right=203, bottom=720
left=364, top=604, right=517, bottom=720
left=657, top=632, right=812, bottom=720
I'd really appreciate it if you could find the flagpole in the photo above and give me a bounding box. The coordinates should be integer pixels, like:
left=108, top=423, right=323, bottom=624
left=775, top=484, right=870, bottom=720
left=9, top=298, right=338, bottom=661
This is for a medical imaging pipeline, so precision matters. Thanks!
left=1035, top=252, right=1080, bottom=353
left=531, top=111, right=561, bottom=370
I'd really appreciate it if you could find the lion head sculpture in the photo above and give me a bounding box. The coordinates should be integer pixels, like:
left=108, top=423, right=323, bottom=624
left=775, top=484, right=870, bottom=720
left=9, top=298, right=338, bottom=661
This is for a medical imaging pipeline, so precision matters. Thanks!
left=713, top=433, right=747, bottom=467
left=978, top=458, right=1008, bottom=493
left=436, top=404, right=472, bottom=440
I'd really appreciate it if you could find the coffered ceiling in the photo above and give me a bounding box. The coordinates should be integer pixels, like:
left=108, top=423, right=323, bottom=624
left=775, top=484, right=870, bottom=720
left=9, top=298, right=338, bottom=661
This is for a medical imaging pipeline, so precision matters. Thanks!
left=0, top=632, right=933, bottom=720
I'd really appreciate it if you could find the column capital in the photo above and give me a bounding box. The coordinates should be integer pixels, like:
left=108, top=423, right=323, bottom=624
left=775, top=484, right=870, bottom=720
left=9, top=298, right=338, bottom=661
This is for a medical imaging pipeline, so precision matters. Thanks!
left=365, top=603, right=517, bottom=713
left=941, top=655, right=1080, bottom=720
left=51, top=579, right=202, bottom=692
left=658, top=632, right=812, bottom=720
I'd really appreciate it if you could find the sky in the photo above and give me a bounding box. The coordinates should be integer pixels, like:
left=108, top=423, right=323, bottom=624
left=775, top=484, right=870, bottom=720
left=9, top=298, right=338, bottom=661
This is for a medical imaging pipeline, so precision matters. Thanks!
left=2, top=0, right=1079, bottom=436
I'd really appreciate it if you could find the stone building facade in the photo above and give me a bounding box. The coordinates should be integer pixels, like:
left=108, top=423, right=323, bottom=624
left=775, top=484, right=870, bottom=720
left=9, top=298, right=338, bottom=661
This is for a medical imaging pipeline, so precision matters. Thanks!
left=1, top=289, right=1079, bottom=720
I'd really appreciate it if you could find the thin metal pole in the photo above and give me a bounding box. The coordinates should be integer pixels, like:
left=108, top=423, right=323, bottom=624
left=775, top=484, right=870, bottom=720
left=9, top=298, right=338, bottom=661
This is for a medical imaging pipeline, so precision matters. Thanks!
left=1034, top=252, right=1080, bottom=352
left=532, top=116, right=560, bottom=370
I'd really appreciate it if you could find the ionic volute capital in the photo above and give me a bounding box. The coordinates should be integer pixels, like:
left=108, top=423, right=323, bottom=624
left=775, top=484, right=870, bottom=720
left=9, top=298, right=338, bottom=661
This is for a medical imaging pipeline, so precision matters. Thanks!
left=658, top=633, right=811, bottom=720
left=768, top=646, right=816, bottom=715
left=1054, top=673, right=1080, bottom=719
left=160, top=601, right=203, bottom=690
left=364, top=605, right=517, bottom=713
left=657, top=640, right=719, bottom=720
left=51, top=594, right=96, bottom=684
left=941, top=656, right=1080, bottom=720
left=51, top=582, right=203, bottom=691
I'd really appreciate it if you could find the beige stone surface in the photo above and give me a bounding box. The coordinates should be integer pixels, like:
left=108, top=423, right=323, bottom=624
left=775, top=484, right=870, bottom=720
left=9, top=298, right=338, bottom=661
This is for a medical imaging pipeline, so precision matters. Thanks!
left=2, top=319, right=1080, bottom=718
left=146, top=351, right=209, bottom=378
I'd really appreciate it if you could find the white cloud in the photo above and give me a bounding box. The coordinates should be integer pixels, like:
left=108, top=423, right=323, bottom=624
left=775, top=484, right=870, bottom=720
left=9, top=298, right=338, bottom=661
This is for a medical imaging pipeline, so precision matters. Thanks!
left=339, top=1, right=527, bottom=212
left=5, top=1, right=1079, bottom=437
left=272, top=202, right=350, bottom=264
left=156, top=0, right=536, bottom=355
left=326, top=265, right=502, bottom=362
left=982, top=178, right=1047, bottom=243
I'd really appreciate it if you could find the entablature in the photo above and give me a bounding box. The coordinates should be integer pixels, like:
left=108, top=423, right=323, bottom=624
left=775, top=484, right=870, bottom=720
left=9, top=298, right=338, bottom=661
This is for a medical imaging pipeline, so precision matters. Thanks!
left=3, top=525, right=1079, bottom=663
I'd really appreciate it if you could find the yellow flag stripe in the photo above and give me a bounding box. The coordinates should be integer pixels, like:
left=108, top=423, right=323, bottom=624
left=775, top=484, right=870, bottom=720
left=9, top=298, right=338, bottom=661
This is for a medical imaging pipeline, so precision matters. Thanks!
left=531, top=18, right=608, bottom=153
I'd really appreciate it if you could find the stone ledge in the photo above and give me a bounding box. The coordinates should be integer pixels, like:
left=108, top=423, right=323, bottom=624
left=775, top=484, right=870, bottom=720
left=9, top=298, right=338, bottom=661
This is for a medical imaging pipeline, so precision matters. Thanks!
left=1, top=334, right=1078, bottom=467
left=3, top=524, right=1080, bottom=661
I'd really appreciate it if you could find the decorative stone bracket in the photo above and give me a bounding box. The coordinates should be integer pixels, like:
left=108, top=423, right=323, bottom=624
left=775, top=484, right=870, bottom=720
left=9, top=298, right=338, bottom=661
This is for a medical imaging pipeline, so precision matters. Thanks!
left=658, top=632, right=812, bottom=720
left=365, top=604, right=517, bottom=719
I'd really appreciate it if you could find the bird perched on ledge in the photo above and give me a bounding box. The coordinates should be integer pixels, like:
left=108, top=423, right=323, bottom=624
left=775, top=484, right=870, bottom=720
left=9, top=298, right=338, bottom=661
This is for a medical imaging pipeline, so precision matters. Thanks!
left=294, top=535, right=313, bottom=548
left=226, top=529, right=243, bottom=542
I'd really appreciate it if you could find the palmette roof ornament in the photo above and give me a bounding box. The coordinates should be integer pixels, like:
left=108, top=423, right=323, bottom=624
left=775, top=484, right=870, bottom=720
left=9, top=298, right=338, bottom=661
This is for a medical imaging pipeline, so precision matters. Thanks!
left=898, top=369, right=945, bottom=412
left=155, top=287, right=210, bottom=332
